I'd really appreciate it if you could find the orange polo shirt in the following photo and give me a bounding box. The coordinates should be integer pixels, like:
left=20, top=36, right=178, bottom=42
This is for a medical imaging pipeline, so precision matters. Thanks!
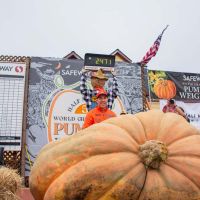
left=82, top=107, right=116, bottom=129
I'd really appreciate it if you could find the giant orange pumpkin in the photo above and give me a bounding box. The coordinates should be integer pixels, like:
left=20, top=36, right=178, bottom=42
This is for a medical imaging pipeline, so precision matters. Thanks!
left=29, top=110, right=200, bottom=200
left=154, top=79, right=176, bottom=99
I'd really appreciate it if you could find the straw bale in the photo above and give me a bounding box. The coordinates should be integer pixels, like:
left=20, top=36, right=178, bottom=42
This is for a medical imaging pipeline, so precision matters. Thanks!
left=0, top=166, right=22, bottom=200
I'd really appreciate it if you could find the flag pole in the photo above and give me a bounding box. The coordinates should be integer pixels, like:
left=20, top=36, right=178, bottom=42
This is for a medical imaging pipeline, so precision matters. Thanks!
left=140, top=25, right=169, bottom=66
left=139, top=25, right=169, bottom=110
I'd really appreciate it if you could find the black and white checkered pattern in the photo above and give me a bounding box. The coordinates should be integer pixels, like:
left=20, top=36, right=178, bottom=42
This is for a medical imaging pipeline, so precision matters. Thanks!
left=80, top=72, right=118, bottom=111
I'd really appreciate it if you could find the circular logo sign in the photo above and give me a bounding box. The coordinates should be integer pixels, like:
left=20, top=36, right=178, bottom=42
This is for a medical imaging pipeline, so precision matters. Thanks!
left=47, top=90, right=125, bottom=142
left=15, top=66, right=23, bottom=73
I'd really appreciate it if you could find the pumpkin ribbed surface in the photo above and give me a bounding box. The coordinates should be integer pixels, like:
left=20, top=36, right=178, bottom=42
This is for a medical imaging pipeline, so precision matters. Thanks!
left=154, top=79, right=176, bottom=99
left=29, top=110, right=200, bottom=200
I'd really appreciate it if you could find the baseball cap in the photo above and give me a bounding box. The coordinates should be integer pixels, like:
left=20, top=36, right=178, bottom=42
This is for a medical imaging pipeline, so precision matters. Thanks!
left=96, top=89, right=108, bottom=98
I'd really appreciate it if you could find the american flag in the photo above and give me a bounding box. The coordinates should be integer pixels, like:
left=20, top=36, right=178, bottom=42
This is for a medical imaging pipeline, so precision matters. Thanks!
left=140, top=25, right=169, bottom=66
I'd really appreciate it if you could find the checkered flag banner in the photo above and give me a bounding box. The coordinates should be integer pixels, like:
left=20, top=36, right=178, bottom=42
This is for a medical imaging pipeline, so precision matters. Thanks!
left=140, top=25, right=169, bottom=66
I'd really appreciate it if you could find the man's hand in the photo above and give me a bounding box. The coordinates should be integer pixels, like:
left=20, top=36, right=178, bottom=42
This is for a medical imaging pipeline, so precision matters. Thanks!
left=91, top=71, right=96, bottom=77
left=111, top=70, right=117, bottom=76
left=81, top=68, right=90, bottom=74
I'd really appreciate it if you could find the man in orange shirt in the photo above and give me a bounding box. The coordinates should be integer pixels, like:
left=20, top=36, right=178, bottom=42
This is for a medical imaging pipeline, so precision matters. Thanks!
left=82, top=89, right=116, bottom=129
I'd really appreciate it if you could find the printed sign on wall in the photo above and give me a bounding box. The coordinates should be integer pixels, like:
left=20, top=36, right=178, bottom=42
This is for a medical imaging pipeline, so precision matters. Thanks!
left=148, top=70, right=200, bottom=102
left=47, top=90, right=124, bottom=142
left=25, top=57, right=143, bottom=175
left=0, top=62, right=26, bottom=151
left=160, top=100, right=200, bottom=130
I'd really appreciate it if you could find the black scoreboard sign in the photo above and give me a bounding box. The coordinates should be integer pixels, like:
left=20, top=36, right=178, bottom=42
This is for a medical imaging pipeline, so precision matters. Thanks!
left=84, top=53, right=115, bottom=71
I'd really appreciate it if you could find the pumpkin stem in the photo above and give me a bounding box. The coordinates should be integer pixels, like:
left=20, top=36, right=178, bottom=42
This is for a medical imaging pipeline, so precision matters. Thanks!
left=139, top=140, right=168, bottom=169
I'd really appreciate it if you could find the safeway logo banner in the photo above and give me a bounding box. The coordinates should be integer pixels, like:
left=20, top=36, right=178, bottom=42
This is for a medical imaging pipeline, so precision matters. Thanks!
left=0, top=62, right=26, bottom=76
left=148, top=70, right=200, bottom=102
left=15, top=66, right=23, bottom=73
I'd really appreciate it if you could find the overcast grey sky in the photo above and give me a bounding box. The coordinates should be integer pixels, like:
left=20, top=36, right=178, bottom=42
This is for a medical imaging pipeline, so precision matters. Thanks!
left=0, top=0, right=200, bottom=73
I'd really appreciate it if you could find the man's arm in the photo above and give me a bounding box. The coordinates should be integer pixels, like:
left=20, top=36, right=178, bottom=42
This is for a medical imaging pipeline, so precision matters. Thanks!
left=80, top=70, right=89, bottom=95
left=110, top=72, right=118, bottom=98
left=111, top=110, right=117, bottom=117
left=175, top=106, right=186, bottom=118
left=80, top=70, right=93, bottom=111
left=82, top=112, right=94, bottom=129
left=162, top=105, right=167, bottom=113
left=107, top=73, right=118, bottom=110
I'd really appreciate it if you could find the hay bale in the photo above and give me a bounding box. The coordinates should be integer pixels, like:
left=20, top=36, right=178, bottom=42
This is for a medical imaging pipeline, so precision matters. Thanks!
left=0, top=166, right=22, bottom=200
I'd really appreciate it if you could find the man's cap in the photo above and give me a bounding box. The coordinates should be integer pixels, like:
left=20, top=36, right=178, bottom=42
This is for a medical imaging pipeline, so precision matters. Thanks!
left=96, top=88, right=108, bottom=98
left=91, top=69, right=108, bottom=80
